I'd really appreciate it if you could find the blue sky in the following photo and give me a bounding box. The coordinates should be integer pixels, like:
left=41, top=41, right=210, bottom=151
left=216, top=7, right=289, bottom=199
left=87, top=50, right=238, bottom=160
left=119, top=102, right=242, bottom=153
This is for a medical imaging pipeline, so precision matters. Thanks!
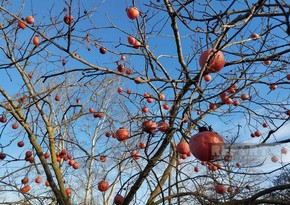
left=1, top=0, right=288, bottom=162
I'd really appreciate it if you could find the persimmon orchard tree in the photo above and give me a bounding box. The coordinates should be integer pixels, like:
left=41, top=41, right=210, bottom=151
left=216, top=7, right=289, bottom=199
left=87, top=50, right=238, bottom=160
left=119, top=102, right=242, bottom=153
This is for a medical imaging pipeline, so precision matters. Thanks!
left=0, top=0, right=290, bottom=204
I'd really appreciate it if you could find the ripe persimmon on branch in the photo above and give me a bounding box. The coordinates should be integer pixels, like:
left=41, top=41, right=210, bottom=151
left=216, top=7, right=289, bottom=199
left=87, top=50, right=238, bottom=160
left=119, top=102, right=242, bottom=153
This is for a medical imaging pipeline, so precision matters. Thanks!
left=0, top=0, right=289, bottom=205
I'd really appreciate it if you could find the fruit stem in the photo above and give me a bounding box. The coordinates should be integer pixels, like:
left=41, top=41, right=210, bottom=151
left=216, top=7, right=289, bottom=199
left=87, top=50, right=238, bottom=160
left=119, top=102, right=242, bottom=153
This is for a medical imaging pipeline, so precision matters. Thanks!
left=197, top=125, right=212, bottom=132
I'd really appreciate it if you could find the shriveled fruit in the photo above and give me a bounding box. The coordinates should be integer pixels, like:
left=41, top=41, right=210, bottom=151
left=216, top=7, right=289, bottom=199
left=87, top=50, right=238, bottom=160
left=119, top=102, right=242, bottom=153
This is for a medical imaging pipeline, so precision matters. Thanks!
left=17, top=141, right=24, bottom=147
left=254, top=130, right=262, bottom=137
left=224, top=152, right=233, bottom=162
left=0, top=152, right=6, bottom=160
left=176, top=141, right=190, bottom=155
left=142, top=106, right=148, bottom=113
left=189, top=128, right=224, bottom=161
left=64, top=14, right=74, bottom=25
left=128, top=36, right=135, bottom=45
left=99, top=47, right=107, bottom=54
left=241, top=94, right=249, bottom=100
left=114, top=194, right=124, bottom=205
left=25, top=16, right=35, bottom=24
left=69, top=160, right=75, bottom=166
left=142, top=120, right=157, bottom=134
left=117, top=64, right=125, bottom=72
left=125, top=68, right=132, bottom=75
left=264, top=60, right=271, bottom=65
left=159, top=93, right=165, bottom=100
left=127, top=7, right=139, bottom=20
left=121, top=55, right=126, bottom=61
left=28, top=72, right=33, bottom=79
left=126, top=89, right=131, bottom=94
left=271, top=156, right=279, bottom=162
left=199, top=49, right=225, bottom=73
left=262, top=122, right=268, bottom=128
left=250, top=33, right=259, bottom=38
left=269, top=84, right=277, bottom=90
left=281, top=147, right=288, bottom=155
left=105, top=132, right=111, bottom=137
left=215, top=184, right=226, bottom=195
left=44, top=152, right=50, bottom=159
left=209, top=103, right=216, bottom=110
left=66, top=188, right=72, bottom=196
left=33, top=35, right=39, bottom=47
left=93, top=112, right=103, bottom=118
left=18, top=19, right=26, bottom=29
left=233, top=100, right=240, bottom=106
left=98, top=181, right=109, bottom=192
left=100, top=156, right=106, bottom=162
left=45, top=181, right=50, bottom=187
left=35, top=176, right=42, bottom=184
left=147, top=98, right=153, bottom=103
left=21, top=177, right=29, bottom=184
left=55, top=95, right=61, bottom=101
left=72, top=162, right=79, bottom=169
left=133, top=41, right=141, bottom=49
left=12, top=123, right=19, bottom=129
left=157, top=121, right=169, bottom=132
left=117, top=87, right=123, bottom=93
left=204, top=74, right=211, bottom=82
left=20, top=185, right=31, bottom=193
left=225, top=98, right=233, bottom=104
left=163, top=104, right=170, bottom=110
left=25, top=151, right=32, bottom=158
left=228, top=87, right=236, bottom=94
left=89, top=107, right=94, bottom=113
left=139, top=142, right=146, bottom=149
left=115, top=127, right=130, bottom=141
left=60, top=149, right=67, bottom=156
